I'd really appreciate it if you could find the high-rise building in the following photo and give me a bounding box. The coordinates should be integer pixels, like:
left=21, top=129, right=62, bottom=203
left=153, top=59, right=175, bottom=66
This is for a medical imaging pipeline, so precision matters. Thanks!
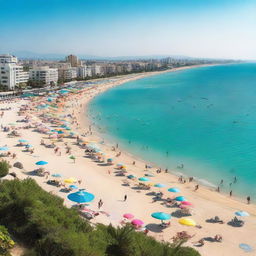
left=66, top=54, right=81, bottom=67
left=29, top=66, right=58, bottom=86
left=0, top=54, right=29, bottom=90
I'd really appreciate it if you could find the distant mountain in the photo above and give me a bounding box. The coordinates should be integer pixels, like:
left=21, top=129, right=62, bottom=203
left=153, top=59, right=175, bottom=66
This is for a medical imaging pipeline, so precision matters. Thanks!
left=11, top=51, right=194, bottom=61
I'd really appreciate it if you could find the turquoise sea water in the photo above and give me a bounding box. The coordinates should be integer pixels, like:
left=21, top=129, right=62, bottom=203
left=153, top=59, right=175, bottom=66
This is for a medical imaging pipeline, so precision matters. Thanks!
left=88, top=63, right=256, bottom=198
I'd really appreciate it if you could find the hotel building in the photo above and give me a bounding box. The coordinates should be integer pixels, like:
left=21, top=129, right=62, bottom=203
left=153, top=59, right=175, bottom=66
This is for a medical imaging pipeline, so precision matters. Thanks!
left=0, top=54, right=29, bottom=90
left=29, top=66, right=58, bottom=86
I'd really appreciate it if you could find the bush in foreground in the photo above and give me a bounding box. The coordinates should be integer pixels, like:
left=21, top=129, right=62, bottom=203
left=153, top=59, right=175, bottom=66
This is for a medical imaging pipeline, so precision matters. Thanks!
left=0, top=225, right=15, bottom=256
left=0, top=160, right=9, bottom=178
left=0, top=179, right=200, bottom=256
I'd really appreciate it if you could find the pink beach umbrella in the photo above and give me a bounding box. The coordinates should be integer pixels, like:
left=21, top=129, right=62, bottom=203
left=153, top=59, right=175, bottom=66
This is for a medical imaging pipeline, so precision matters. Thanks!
left=131, top=219, right=144, bottom=227
left=123, top=213, right=134, bottom=220
left=123, top=213, right=134, bottom=219
left=181, top=201, right=193, bottom=206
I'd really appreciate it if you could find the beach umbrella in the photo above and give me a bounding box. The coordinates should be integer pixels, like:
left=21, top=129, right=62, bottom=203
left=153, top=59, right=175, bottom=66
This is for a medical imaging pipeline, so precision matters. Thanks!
left=64, top=178, right=77, bottom=183
left=127, top=174, right=136, bottom=179
left=131, top=219, right=144, bottom=227
left=67, top=191, right=95, bottom=203
left=168, top=187, right=180, bottom=193
left=181, top=201, right=193, bottom=206
left=52, top=173, right=62, bottom=178
left=235, top=211, right=250, bottom=217
left=239, top=243, right=254, bottom=253
left=145, top=173, right=155, bottom=177
left=0, top=147, right=9, bottom=151
left=19, top=139, right=28, bottom=143
left=123, top=213, right=134, bottom=220
left=69, top=185, right=78, bottom=189
left=25, top=144, right=33, bottom=148
left=69, top=155, right=76, bottom=160
left=138, top=177, right=150, bottom=182
left=35, top=161, right=48, bottom=165
left=175, top=196, right=186, bottom=202
left=151, top=212, right=171, bottom=221
left=179, top=218, right=196, bottom=227
left=154, top=183, right=166, bottom=188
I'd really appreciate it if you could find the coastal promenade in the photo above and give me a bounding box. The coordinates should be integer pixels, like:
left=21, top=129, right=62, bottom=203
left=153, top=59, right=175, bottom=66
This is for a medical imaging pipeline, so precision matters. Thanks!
left=0, top=68, right=256, bottom=256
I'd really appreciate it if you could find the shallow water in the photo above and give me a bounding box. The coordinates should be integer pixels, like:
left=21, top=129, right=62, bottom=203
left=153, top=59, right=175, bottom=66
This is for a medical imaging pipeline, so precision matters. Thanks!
left=89, top=63, right=256, bottom=198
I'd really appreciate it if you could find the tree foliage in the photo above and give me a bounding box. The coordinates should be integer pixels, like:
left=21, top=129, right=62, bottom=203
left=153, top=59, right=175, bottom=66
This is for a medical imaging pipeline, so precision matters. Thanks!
left=0, top=160, right=9, bottom=178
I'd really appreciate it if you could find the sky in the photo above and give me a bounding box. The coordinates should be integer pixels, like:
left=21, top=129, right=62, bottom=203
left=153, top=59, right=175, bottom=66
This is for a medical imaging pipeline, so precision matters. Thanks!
left=0, top=0, right=256, bottom=60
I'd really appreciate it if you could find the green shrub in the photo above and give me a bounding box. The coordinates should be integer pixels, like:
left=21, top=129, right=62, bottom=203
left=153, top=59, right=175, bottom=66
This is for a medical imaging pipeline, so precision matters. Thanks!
left=0, top=225, right=15, bottom=256
left=0, top=160, right=9, bottom=178
left=0, top=179, right=200, bottom=256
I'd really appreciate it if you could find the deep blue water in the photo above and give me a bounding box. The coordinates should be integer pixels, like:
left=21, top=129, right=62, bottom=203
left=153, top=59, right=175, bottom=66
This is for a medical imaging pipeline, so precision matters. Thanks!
left=88, top=63, right=256, bottom=198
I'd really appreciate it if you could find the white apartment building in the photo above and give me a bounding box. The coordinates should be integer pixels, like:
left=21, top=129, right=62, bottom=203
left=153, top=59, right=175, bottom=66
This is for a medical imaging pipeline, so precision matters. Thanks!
left=77, top=66, right=92, bottom=78
left=91, top=64, right=103, bottom=76
left=0, top=54, right=18, bottom=64
left=29, top=66, right=58, bottom=86
left=0, top=54, right=29, bottom=90
left=58, top=67, right=77, bottom=81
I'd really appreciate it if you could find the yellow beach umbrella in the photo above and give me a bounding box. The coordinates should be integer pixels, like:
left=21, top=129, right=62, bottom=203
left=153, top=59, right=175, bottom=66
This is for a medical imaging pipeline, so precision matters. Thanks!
left=64, top=178, right=77, bottom=184
left=179, top=218, right=196, bottom=227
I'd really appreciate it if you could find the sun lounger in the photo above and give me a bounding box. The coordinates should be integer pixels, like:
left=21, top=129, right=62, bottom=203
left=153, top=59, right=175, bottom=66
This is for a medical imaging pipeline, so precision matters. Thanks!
left=206, top=216, right=224, bottom=224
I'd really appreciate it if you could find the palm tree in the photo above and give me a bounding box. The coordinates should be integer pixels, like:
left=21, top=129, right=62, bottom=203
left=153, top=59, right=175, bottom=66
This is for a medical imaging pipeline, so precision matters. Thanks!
left=106, top=224, right=135, bottom=256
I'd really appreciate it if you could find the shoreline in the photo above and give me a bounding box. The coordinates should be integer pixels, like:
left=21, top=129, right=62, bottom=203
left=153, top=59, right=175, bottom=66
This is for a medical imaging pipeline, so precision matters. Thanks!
left=77, top=64, right=254, bottom=208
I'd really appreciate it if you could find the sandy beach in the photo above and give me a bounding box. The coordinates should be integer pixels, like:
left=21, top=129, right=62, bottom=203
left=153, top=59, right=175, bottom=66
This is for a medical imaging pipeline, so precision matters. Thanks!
left=1, top=66, right=256, bottom=256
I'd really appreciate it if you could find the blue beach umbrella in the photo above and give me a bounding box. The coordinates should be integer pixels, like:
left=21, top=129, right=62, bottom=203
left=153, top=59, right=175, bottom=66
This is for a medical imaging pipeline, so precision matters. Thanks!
left=239, top=243, right=253, bottom=252
left=175, top=196, right=186, bottom=202
left=127, top=175, right=136, bottom=179
left=138, top=177, right=150, bottom=182
left=154, top=183, right=166, bottom=188
left=145, top=173, right=155, bottom=177
left=25, top=144, right=33, bottom=148
left=168, top=188, right=180, bottom=193
left=235, top=211, right=250, bottom=217
left=36, top=161, right=48, bottom=166
left=0, top=147, right=9, bottom=151
left=69, top=185, right=78, bottom=189
left=151, top=212, right=171, bottom=221
left=19, top=139, right=28, bottom=143
left=67, top=191, right=95, bottom=203
left=57, top=130, right=64, bottom=134
left=52, top=173, right=62, bottom=178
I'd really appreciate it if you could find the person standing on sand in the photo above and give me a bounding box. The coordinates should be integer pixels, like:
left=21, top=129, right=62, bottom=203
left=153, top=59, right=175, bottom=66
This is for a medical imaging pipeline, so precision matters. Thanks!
left=247, top=196, right=251, bottom=204
left=124, top=194, right=127, bottom=201
left=229, top=190, right=232, bottom=197
left=98, top=199, right=103, bottom=209
left=194, top=185, right=199, bottom=191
